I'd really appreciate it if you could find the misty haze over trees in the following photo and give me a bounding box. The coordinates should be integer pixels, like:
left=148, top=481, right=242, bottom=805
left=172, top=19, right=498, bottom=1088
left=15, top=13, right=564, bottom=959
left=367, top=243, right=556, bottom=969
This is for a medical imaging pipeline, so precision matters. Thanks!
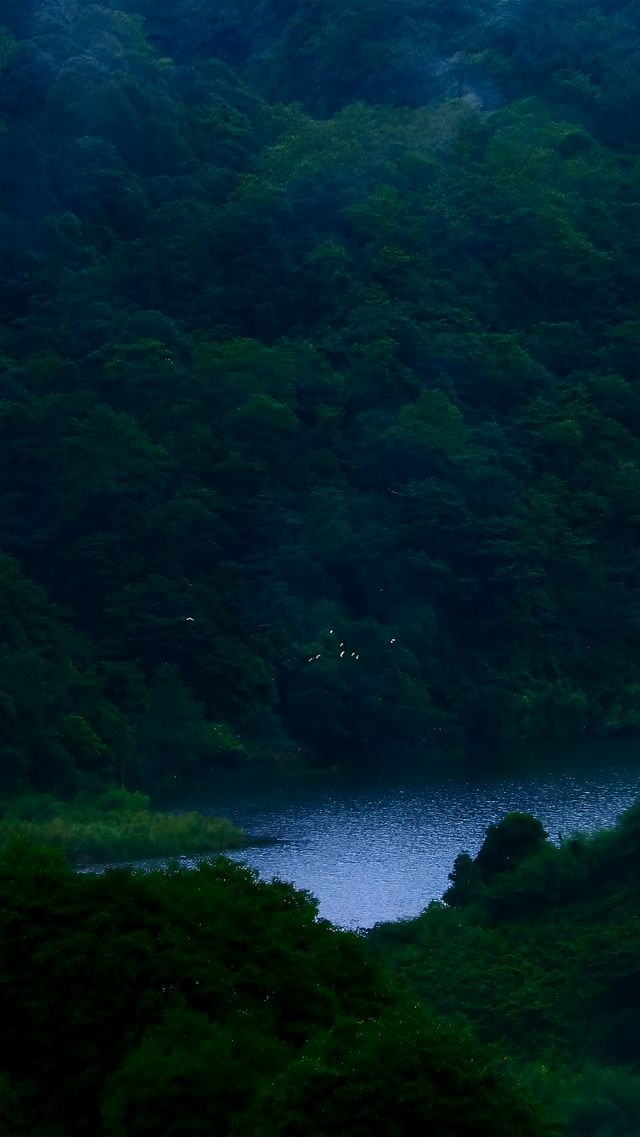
left=2, top=0, right=640, bottom=794
left=3, top=1, right=640, bottom=1136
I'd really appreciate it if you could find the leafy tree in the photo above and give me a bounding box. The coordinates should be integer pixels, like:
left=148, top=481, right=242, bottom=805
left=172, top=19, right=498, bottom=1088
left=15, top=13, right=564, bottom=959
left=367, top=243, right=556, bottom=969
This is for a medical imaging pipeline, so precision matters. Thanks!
left=0, top=844, right=546, bottom=1137
left=248, top=1009, right=553, bottom=1136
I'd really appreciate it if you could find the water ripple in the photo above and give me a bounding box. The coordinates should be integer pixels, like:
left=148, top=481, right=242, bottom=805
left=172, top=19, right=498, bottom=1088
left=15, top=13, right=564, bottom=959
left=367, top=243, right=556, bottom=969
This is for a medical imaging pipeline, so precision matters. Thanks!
left=198, top=763, right=640, bottom=928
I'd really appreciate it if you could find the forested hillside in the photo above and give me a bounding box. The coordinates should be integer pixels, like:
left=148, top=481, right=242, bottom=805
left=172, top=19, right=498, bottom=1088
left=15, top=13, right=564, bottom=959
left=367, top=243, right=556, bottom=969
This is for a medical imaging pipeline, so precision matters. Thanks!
left=3, top=0, right=640, bottom=793
left=369, top=802, right=640, bottom=1137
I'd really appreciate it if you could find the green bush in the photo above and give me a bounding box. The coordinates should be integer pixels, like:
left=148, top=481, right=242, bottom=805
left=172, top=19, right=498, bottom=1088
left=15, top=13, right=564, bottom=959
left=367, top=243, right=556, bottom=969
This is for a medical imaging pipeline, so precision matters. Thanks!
left=0, top=845, right=551, bottom=1137
left=0, top=794, right=245, bottom=863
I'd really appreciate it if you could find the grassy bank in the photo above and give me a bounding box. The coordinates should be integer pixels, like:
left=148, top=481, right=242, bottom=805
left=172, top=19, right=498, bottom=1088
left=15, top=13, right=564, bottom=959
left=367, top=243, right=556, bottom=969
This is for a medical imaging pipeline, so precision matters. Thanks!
left=0, top=789, right=247, bottom=865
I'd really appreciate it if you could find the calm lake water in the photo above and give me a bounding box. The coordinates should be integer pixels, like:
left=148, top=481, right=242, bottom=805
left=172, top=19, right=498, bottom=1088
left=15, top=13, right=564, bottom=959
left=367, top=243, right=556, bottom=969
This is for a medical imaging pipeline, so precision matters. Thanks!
left=183, top=751, right=640, bottom=930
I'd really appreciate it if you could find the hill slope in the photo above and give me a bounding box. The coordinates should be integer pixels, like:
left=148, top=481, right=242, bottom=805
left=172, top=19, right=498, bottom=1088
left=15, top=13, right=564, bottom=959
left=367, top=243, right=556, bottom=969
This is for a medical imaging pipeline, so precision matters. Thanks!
left=2, top=0, right=640, bottom=789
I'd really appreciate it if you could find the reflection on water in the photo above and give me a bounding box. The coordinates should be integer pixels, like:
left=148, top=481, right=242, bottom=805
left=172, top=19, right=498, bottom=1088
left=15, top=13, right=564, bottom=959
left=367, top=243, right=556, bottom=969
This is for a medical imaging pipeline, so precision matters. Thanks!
left=189, top=759, right=640, bottom=929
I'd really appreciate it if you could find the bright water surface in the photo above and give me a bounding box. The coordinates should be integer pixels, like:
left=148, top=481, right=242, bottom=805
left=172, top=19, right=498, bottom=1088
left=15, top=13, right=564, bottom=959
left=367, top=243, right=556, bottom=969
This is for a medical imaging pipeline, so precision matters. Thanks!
left=184, top=753, right=640, bottom=929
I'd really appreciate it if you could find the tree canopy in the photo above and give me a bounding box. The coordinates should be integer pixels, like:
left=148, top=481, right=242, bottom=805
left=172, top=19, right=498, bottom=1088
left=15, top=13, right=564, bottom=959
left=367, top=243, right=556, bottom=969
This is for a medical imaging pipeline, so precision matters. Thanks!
left=2, top=0, right=640, bottom=791
left=0, top=843, right=551, bottom=1137
left=370, top=802, right=640, bottom=1137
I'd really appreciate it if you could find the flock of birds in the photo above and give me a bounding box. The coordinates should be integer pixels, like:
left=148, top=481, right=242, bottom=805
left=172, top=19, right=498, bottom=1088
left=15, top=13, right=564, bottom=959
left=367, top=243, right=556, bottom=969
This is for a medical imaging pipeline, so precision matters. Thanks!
left=181, top=616, right=401, bottom=667
left=307, top=630, right=397, bottom=663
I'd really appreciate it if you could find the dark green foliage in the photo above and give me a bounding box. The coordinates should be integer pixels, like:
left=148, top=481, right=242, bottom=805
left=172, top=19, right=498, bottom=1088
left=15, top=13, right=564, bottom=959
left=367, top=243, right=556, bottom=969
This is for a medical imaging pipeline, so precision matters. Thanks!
left=0, top=555, right=131, bottom=792
left=0, top=788, right=246, bottom=862
left=370, top=803, right=640, bottom=1137
left=445, top=813, right=548, bottom=906
left=3, top=0, right=640, bottom=793
left=0, top=844, right=548, bottom=1137
left=4, top=5, right=639, bottom=1135
left=243, top=1008, right=548, bottom=1137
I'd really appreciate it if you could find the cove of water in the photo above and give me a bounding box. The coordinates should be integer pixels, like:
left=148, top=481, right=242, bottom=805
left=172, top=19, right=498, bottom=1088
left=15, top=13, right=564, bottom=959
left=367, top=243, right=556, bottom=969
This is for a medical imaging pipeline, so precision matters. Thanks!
left=186, top=754, right=640, bottom=930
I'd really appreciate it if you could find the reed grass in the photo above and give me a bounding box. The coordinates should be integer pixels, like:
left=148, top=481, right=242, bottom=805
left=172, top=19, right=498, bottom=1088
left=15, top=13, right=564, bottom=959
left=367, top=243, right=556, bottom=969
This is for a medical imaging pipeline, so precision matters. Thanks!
left=0, top=789, right=246, bottom=865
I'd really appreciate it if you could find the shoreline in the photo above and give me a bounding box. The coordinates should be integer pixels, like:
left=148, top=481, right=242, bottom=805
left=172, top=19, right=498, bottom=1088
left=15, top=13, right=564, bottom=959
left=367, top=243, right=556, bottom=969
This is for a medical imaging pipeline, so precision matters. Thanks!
left=0, top=790, right=257, bottom=867
left=75, top=833, right=285, bottom=873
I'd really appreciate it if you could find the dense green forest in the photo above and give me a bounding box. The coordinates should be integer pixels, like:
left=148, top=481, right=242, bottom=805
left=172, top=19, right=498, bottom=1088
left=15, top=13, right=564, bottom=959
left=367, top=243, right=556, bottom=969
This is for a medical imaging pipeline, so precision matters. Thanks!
left=0, top=841, right=553, bottom=1137
left=3, top=0, right=640, bottom=794
left=4, top=5, right=640, bottom=1134
left=370, top=803, right=640, bottom=1137
left=4, top=800, right=640, bottom=1136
